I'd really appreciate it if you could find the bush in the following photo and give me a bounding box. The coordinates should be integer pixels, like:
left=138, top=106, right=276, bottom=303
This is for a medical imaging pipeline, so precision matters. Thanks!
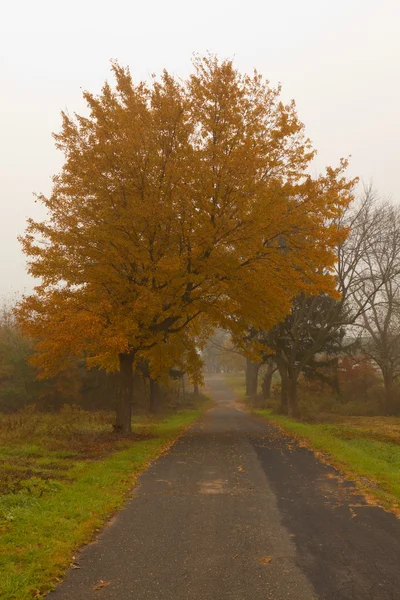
left=297, top=389, right=335, bottom=421
left=269, top=378, right=388, bottom=421
left=331, top=398, right=381, bottom=416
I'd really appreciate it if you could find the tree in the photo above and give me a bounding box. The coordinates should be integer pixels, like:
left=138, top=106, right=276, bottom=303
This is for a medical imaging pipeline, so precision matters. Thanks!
left=262, top=294, right=348, bottom=415
left=202, top=330, right=229, bottom=374
left=261, top=357, right=277, bottom=402
left=257, top=188, right=395, bottom=416
left=17, top=56, right=355, bottom=432
left=245, top=357, right=261, bottom=396
left=336, top=355, right=380, bottom=402
left=0, top=306, right=34, bottom=410
left=354, top=200, right=400, bottom=413
left=202, top=330, right=245, bottom=374
left=0, top=304, right=83, bottom=412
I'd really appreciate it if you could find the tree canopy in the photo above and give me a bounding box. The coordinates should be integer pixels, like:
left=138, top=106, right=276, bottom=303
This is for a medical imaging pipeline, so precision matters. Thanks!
left=17, top=55, right=355, bottom=430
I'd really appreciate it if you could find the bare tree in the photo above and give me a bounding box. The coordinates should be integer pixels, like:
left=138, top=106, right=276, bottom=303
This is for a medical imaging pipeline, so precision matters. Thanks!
left=354, top=199, right=400, bottom=413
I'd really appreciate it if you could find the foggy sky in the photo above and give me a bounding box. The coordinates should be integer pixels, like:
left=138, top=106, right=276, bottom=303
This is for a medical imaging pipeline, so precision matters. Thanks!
left=1, top=0, right=399, bottom=298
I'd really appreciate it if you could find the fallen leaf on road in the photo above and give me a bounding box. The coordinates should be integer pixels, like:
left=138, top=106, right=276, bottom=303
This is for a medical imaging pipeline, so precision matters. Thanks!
left=238, top=466, right=244, bottom=472
left=259, top=556, right=273, bottom=564
left=93, top=580, right=111, bottom=590
left=232, top=554, right=239, bottom=559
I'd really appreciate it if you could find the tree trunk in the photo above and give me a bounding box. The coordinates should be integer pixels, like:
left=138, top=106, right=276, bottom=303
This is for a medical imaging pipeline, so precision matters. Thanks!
left=115, top=352, right=134, bottom=433
left=262, top=359, right=275, bottom=404
left=194, top=383, right=200, bottom=396
left=246, top=357, right=259, bottom=396
left=288, top=376, right=299, bottom=418
left=182, top=375, right=186, bottom=403
left=330, top=357, right=341, bottom=397
left=275, top=356, right=288, bottom=414
left=383, top=368, right=395, bottom=415
left=279, top=377, right=288, bottom=414
left=149, top=378, right=161, bottom=414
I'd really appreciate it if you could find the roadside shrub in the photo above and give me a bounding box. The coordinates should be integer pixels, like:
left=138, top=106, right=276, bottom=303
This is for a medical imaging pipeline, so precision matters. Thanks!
left=331, top=398, right=381, bottom=416
left=297, top=388, right=336, bottom=421
left=266, top=397, right=281, bottom=413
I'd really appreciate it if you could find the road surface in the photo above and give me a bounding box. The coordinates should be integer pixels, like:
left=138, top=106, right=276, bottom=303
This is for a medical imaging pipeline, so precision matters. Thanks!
left=48, top=375, right=400, bottom=599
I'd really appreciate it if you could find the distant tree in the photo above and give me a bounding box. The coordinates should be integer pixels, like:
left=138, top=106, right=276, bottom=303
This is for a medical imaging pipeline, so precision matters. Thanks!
left=0, top=307, right=34, bottom=410
left=202, top=330, right=229, bottom=374
left=0, top=306, right=82, bottom=412
left=17, top=56, right=355, bottom=432
left=202, top=329, right=245, bottom=373
left=219, top=341, right=246, bottom=374
left=262, top=294, right=348, bottom=415
left=336, top=355, right=380, bottom=401
left=353, top=199, right=400, bottom=413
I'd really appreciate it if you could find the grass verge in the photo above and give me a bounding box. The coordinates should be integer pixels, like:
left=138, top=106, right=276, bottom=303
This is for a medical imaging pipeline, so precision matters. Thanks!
left=255, top=409, right=400, bottom=515
left=223, top=373, right=400, bottom=514
left=0, top=405, right=207, bottom=600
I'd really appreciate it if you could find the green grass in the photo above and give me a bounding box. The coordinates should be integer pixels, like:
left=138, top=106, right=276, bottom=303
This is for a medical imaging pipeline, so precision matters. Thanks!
left=0, top=406, right=206, bottom=600
left=255, top=409, right=400, bottom=513
left=223, top=373, right=400, bottom=512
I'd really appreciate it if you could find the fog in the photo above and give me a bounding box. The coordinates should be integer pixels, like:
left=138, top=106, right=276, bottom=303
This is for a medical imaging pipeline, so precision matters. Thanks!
left=1, top=0, right=399, bottom=296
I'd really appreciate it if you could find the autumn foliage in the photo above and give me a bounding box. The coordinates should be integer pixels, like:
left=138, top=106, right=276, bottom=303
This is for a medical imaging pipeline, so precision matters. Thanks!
left=17, top=55, right=355, bottom=431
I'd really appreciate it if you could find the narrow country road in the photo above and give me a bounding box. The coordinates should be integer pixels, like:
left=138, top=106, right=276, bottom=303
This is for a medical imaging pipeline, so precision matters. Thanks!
left=49, top=375, right=400, bottom=600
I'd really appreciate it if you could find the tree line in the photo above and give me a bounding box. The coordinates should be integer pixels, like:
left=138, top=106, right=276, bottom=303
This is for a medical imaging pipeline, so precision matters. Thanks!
left=0, top=305, right=191, bottom=414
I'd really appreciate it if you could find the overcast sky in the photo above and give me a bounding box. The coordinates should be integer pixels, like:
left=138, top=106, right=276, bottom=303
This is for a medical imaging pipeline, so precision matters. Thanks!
left=1, top=0, right=399, bottom=298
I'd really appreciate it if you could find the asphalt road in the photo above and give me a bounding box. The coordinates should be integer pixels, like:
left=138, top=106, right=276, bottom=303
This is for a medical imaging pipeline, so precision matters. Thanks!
left=48, top=375, right=400, bottom=600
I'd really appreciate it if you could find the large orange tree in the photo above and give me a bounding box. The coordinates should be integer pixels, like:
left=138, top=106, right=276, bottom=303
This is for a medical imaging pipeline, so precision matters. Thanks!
left=17, top=56, right=355, bottom=431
